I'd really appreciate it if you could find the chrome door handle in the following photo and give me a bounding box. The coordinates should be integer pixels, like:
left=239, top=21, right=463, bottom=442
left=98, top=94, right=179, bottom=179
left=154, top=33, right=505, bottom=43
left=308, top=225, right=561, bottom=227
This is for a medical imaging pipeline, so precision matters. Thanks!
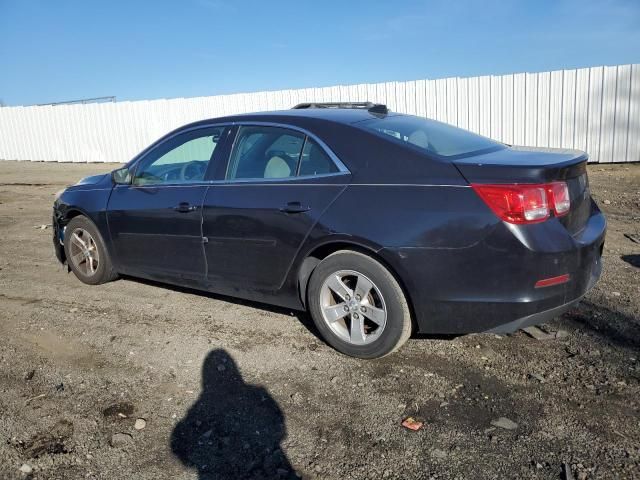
left=174, top=202, right=198, bottom=213
left=280, top=202, right=310, bottom=214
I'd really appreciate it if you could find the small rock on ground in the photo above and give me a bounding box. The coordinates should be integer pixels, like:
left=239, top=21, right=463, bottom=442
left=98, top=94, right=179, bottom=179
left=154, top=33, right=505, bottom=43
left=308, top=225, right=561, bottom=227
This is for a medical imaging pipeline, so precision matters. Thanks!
left=432, top=448, right=448, bottom=459
left=491, top=417, right=518, bottom=430
left=110, top=432, right=133, bottom=448
left=563, top=462, right=575, bottom=480
left=528, top=373, right=546, bottom=383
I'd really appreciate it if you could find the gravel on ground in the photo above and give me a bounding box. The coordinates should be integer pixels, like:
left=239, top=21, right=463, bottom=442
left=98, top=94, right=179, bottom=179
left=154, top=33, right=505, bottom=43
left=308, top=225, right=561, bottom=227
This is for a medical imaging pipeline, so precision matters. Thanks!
left=0, top=161, right=638, bottom=479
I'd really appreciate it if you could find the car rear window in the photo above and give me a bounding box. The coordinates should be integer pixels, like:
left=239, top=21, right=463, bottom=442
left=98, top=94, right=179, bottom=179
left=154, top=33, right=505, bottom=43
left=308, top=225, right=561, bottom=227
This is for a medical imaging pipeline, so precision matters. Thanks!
left=358, top=115, right=504, bottom=158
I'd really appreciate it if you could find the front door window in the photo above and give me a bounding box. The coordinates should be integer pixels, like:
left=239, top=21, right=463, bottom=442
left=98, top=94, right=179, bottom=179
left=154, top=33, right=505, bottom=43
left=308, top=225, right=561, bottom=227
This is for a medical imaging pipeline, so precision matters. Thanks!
left=133, top=127, right=225, bottom=185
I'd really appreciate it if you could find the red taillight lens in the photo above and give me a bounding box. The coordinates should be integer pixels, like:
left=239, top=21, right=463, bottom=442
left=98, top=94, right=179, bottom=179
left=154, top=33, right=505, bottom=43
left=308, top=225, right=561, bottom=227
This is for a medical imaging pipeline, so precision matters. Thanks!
left=472, top=181, right=571, bottom=225
left=548, top=181, right=570, bottom=216
left=472, top=184, right=550, bottom=224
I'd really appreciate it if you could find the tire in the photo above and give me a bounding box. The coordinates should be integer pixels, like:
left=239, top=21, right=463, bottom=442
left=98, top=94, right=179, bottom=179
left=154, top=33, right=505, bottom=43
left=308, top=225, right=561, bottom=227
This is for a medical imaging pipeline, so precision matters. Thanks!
left=307, top=250, right=412, bottom=359
left=63, top=215, right=118, bottom=285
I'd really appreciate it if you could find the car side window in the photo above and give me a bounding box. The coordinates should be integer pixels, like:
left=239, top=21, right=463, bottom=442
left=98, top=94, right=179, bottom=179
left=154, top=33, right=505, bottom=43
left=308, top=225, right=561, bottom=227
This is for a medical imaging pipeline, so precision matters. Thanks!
left=299, top=139, right=339, bottom=176
left=227, top=126, right=305, bottom=180
left=133, top=127, right=225, bottom=186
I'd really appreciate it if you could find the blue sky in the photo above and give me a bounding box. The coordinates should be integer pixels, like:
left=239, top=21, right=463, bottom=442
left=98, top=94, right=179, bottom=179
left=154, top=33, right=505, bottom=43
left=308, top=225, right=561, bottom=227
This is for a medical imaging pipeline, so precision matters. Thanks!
left=1, top=0, right=639, bottom=106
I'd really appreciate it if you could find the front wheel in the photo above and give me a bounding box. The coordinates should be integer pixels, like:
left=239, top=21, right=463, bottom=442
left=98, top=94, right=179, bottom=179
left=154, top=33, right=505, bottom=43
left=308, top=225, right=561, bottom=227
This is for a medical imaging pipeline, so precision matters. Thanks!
left=63, top=215, right=118, bottom=285
left=307, top=250, right=412, bottom=358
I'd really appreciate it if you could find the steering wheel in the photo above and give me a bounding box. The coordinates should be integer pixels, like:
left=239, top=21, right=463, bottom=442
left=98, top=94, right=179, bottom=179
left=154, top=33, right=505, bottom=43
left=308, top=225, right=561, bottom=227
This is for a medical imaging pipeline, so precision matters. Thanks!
left=180, top=161, right=205, bottom=181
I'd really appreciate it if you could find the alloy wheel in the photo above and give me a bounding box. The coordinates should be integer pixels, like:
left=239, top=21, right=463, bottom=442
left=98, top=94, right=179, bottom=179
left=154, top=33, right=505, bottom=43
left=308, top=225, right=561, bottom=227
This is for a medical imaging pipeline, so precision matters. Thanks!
left=319, top=270, right=387, bottom=345
left=68, top=228, right=100, bottom=276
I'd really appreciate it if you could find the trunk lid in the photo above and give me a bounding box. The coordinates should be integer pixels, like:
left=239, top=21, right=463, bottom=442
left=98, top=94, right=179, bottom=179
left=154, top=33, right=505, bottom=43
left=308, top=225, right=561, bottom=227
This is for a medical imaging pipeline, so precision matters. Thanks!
left=455, top=146, right=591, bottom=235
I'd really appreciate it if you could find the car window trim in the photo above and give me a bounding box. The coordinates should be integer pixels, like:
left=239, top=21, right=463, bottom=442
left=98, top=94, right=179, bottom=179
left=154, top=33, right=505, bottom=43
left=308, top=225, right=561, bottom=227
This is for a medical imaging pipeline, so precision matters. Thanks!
left=223, top=121, right=350, bottom=183
left=127, top=121, right=350, bottom=188
left=129, top=123, right=235, bottom=182
left=295, top=135, right=308, bottom=176
left=225, top=125, right=307, bottom=181
left=203, top=125, right=234, bottom=180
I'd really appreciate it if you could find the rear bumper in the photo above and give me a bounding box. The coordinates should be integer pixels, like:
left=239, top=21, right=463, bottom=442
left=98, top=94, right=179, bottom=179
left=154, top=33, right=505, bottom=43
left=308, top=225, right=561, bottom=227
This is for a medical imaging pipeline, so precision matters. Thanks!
left=484, top=251, right=601, bottom=333
left=484, top=297, right=581, bottom=334
left=380, top=206, right=605, bottom=334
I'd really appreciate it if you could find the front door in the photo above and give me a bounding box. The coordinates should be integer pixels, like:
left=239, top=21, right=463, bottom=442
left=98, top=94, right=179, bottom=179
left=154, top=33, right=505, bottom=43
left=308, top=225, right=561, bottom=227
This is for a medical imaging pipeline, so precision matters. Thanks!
left=107, top=125, right=230, bottom=280
left=202, top=125, right=349, bottom=293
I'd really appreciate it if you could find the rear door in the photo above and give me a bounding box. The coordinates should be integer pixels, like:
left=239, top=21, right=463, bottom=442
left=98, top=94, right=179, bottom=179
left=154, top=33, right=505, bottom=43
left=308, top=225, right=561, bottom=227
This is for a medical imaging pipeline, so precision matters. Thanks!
left=202, top=124, right=349, bottom=292
left=107, top=125, right=231, bottom=280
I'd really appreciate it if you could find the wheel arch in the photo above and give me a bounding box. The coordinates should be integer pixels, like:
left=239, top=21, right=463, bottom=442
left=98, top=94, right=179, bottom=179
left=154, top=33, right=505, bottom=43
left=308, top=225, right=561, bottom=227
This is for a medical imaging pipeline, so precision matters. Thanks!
left=62, top=210, right=105, bottom=246
left=296, top=241, right=417, bottom=331
left=58, top=207, right=115, bottom=262
left=54, top=207, right=92, bottom=264
left=55, top=203, right=95, bottom=226
left=64, top=207, right=88, bottom=222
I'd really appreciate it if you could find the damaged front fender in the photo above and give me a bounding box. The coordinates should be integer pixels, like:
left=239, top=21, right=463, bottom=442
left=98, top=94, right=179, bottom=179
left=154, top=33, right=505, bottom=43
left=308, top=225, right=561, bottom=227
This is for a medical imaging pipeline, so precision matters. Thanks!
left=52, top=202, right=67, bottom=265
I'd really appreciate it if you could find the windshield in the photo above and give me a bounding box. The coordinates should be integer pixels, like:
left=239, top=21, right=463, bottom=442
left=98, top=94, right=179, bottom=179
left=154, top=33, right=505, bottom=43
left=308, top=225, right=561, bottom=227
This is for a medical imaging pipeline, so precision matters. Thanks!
left=358, top=115, right=504, bottom=158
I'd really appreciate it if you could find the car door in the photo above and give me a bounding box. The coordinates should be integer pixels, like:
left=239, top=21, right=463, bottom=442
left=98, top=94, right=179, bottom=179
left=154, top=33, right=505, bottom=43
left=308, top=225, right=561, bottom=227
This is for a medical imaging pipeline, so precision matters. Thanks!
left=107, top=125, right=231, bottom=281
left=202, top=124, right=350, bottom=293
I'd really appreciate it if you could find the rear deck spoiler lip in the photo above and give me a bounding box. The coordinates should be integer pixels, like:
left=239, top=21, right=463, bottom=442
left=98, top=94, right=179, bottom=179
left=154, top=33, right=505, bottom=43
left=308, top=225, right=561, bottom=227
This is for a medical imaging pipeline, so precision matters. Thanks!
left=453, top=147, right=588, bottom=184
left=453, top=146, right=588, bottom=167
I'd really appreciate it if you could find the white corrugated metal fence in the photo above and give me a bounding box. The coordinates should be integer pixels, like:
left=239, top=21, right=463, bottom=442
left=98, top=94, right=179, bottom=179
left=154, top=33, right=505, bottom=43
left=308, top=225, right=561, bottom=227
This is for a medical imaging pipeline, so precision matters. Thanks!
left=0, top=64, right=638, bottom=163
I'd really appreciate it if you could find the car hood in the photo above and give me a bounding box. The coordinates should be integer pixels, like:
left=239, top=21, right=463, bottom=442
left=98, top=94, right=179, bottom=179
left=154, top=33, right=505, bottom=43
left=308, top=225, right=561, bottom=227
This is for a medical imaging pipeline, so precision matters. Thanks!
left=75, top=173, right=110, bottom=186
left=63, top=173, right=113, bottom=193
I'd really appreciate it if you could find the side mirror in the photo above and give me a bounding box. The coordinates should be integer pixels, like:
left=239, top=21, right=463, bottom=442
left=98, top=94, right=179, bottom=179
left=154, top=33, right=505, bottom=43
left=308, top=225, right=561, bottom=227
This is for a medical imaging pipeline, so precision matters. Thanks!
left=112, top=167, right=132, bottom=185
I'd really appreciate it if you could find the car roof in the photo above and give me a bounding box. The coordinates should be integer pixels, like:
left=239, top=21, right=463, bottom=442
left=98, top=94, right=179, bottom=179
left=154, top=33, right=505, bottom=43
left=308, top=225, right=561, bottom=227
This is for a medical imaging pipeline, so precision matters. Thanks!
left=188, top=107, right=400, bottom=128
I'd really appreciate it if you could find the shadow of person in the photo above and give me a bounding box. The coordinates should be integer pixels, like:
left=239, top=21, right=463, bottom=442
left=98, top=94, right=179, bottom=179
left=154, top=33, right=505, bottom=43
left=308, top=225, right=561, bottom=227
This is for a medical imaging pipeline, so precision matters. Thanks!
left=171, top=349, right=298, bottom=479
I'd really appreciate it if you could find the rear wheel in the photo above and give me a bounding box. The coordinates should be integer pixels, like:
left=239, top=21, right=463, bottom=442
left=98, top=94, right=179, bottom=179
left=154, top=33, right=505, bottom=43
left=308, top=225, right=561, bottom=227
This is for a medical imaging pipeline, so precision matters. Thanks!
left=63, top=216, right=117, bottom=285
left=308, top=250, right=412, bottom=358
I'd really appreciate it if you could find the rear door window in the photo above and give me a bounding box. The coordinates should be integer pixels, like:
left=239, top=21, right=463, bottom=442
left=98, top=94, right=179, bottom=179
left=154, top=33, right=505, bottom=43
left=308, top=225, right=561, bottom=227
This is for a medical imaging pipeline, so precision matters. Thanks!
left=299, top=139, right=339, bottom=176
left=227, top=126, right=305, bottom=180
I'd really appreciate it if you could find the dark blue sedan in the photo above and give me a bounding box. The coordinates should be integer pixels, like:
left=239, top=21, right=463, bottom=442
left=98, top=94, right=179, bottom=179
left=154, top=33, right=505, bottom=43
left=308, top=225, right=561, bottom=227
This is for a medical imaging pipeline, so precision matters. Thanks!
left=52, top=103, right=606, bottom=358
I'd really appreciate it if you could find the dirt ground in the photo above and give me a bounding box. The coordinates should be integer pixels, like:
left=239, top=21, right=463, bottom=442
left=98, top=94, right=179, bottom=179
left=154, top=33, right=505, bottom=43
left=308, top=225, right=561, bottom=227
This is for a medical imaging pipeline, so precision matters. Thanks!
left=0, top=161, right=639, bottom=480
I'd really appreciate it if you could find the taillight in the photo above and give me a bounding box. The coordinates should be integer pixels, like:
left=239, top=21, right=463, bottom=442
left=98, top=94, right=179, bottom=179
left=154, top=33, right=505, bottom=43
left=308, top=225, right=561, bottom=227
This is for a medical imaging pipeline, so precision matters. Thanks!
left=548, top=181, right=570, bottom=216
left=472, top=182, right=571, bottom=225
